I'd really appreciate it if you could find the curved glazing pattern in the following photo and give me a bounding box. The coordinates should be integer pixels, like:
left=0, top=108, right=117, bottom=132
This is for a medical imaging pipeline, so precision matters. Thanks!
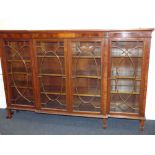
left=36, top=41, right=66, bottom=109
left=110, top=41, right=143, bottom=113
left=72, top=41, right=102, bottom=112
left=4, top=41, right=34, bottom=105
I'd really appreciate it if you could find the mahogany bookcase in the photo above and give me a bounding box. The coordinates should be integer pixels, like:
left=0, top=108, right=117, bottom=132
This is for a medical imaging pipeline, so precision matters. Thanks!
left=0, top=29, right=153, bottom=130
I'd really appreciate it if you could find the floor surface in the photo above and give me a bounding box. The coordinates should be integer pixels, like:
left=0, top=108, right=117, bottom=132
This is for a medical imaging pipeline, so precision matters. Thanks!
left=0, top=109, right=155, bottom=135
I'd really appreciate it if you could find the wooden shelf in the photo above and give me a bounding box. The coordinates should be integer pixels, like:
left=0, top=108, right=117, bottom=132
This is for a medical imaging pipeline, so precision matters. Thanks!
left=73, top=87, right=101, bottom=97
left=37, top=55, right=64, bottom=58
left=73, top=56, right=101, bottom=59
left=39, top=73, right=65, bottom=77
left=10, top=85, right=32, bottom=89
left=8, top=72, right=31, bottom=75
left=41, top=102, right=66, bottom=107
left=111, top=56, right=143, bottom=58
left=111, top=76, right=141, bottom=80
left=41, top=91, right=66, bottom=95
left=41, top=91, right=101, bottom=97
left=8, top=60, right=31, bottom=62
left=111, top=91, right=140, bottom=95
left=73, top=93, right=101, bottom=97
left=73, top=75, right=101, bottom=79
left=112, top=46, right=143, bottom=48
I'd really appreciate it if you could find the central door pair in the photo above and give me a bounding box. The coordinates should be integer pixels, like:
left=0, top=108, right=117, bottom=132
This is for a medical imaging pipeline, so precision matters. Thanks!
left=35, top=39, right=104, bottom=114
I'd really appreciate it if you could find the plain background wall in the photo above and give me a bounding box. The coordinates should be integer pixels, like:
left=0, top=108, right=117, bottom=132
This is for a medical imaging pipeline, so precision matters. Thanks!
left=0, top=0, right=155, bottom=119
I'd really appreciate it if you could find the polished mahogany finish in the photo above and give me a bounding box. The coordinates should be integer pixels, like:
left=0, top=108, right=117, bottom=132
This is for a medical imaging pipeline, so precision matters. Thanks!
left=0, top=29, right=153, bottom=130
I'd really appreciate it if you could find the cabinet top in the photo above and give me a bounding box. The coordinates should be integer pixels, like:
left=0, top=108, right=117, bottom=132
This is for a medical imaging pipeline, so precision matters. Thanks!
left=0, top=28, right=154, bottom=32
left=0, top=28, right=154, bottom=39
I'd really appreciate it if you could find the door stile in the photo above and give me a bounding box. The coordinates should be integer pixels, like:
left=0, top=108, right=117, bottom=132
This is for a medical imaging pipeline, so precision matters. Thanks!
left=65, top=39, right=73, bottom=113
left=30, top=39, right=41, bottom=110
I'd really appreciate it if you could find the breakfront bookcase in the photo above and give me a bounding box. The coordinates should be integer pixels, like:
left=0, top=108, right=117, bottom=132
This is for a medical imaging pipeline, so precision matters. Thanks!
left=0, top=29, right=153, bottom=130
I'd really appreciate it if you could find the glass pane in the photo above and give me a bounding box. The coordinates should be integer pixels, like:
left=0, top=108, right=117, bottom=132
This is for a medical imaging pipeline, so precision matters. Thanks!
left=110, top=94, right=139, bottom=113
left=4, top=41, right=34, bottom=105
left=36, top=41, right=66, bottom=109
left=72, top=41, right=102, bottom=112
left=110, top=41, right=143, bottom=114
left=111, top=58, right=142, bottom=78
left=111, top=79, right=140, bottom=93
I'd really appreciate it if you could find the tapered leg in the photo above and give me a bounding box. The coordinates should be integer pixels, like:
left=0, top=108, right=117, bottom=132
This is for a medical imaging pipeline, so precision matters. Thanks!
left=6, top=109, right=14, bottom=119
left=103, top=118, right=107, bottom=129
left=139, top=120, right=145, bottom=131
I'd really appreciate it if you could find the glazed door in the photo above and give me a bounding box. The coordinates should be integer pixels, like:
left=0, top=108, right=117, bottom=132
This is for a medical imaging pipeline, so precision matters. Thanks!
left=109, top=40, right=144, bottom=115
left=35, top=40, right=67, bottom=110
left=70, top=39, right=104, bottom=113
left=1, top=40, right=35, bottom=107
